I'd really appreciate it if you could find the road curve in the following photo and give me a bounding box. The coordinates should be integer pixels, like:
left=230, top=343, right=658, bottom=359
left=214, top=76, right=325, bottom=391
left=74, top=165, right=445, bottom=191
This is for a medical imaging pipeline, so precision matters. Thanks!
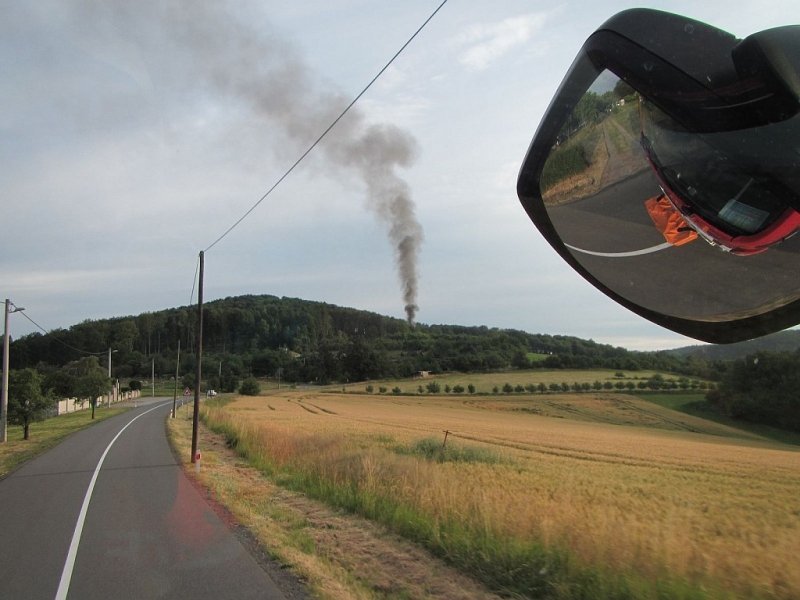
left=0, top=398, right=298, bottom=599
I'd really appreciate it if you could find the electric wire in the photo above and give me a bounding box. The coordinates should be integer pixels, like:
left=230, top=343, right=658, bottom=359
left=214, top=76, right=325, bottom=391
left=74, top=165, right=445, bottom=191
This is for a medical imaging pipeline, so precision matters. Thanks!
left=202, top=0, right=449, bottom=254
left=189, top=255, right=200, bottom=306
left=17, top=310, right=106, bottom=356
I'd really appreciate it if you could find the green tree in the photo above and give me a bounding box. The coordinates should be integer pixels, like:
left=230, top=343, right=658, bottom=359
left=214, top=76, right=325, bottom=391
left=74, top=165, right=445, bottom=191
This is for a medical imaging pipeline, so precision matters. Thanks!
left=709, top=351, right=800, bottom=431
left=8, top=369, right=54, bottom=440
left=72, top=357, right=111, bottom=420
left=467, top=384, right=476, bottom=394
left=239, top=377, right=261, bottom=396
left=129, top=380, right=142, bottom=391
left=426, top=381, right=441, bottom=394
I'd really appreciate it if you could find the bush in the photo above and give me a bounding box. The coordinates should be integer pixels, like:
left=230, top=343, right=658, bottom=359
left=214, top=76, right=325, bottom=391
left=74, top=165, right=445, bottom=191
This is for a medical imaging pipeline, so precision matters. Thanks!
left=452, top=384, right=464, bottom=393
left=129, top=380, right=142, bottom=391
left=379, top=386, right=387, bottom=394
left=239, top=377, right=261, bottom=396
left=392, top=387, right=402, bottom=394
left=467, top=384, right=476, bottom=394
left=366, top=385, right=374, bottom=393
left=426, top=381, right=441, bottom=394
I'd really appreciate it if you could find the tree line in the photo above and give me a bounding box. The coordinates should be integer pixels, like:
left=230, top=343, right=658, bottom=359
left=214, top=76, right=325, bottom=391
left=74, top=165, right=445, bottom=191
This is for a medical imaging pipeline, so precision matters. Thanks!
left=707, top=350, right=800, bottom=432
left=6, top=294, right=797, bottom=433
left=5, top=356, right=111, bottom=440
left=7, top=294, right=721, bottom=390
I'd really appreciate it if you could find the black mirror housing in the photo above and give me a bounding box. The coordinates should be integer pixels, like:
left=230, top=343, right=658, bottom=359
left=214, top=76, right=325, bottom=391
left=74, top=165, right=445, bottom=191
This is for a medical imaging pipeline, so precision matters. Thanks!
left=518, top=9, right=800, bottom=343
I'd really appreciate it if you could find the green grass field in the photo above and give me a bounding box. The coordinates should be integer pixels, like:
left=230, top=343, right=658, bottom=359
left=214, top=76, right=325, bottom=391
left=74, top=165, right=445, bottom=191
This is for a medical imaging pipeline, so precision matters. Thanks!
left=351, top=369, right=705, bottom=394
left=646, top=393, right=800, bottom=446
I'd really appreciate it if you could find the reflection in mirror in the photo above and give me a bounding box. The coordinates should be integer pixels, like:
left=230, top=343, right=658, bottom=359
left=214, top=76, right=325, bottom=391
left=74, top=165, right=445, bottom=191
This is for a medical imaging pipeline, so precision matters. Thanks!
left=540, top=70, right=800, bottom=323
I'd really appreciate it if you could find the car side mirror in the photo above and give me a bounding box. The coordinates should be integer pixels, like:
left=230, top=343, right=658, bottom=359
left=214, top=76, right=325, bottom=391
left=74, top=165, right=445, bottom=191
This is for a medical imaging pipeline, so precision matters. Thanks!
left=517, top=9, right=800, bottom=343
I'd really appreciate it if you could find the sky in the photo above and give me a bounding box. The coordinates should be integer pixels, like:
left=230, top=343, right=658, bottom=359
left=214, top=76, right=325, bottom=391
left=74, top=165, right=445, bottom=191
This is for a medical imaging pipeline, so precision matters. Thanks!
left=1, top=0, right=797, bottom=351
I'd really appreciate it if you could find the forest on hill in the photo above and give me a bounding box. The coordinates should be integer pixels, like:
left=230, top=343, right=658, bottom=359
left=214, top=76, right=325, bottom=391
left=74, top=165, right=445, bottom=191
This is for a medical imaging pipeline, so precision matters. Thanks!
left=9, top=294, right=720, bottom=389
left=668, top=329, right=800, bottom=361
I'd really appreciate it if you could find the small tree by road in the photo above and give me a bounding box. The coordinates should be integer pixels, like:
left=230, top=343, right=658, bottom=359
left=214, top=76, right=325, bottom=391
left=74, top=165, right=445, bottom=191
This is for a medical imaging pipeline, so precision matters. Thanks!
left=8, top=369, right=54, bottom=440
left=72, top=357, right=111, bottom=419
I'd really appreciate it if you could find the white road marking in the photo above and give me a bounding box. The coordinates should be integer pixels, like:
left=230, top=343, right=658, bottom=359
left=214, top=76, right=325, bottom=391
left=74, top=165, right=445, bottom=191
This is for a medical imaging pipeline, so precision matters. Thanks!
left=565, top=241, right=673, bottom=258
left=55, top=402, right=169, bottom=600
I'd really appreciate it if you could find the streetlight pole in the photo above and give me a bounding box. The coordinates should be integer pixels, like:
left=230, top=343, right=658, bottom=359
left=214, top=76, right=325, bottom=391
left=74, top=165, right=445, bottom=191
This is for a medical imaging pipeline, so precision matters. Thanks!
left=107, top=347, right=118, bottom=407
left=2, top=299, right=25, bottom=443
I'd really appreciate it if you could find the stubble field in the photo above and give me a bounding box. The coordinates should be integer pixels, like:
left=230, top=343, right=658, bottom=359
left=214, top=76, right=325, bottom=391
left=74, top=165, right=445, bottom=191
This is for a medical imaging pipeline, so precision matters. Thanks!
left=200, top=389, right=800, bottom=599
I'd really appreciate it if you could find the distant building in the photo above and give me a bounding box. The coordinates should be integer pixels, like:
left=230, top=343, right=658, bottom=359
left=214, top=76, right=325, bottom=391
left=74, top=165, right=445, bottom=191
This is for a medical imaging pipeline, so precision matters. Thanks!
left=412, top=370, right=431, bottom=379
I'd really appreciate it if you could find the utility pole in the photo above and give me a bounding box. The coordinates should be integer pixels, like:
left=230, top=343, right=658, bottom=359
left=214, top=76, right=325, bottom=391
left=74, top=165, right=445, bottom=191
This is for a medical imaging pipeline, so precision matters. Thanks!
left=172, top=339, right=181, bottom=418
left=191, top=251, right=204, bottom=464
left=1, top=300, right=24, bottom=443
left=151, top=358, right=155, bottom=398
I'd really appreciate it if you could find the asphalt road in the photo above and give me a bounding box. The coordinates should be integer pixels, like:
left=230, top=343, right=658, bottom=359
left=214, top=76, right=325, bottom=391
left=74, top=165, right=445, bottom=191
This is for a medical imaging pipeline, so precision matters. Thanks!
left=547, top=169, right=800, bottom=321
left=0, top=398, right=298, bottom=599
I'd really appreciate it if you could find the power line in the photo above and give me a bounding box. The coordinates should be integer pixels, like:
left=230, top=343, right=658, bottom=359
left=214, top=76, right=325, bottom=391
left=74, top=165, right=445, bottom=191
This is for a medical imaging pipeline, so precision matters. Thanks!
left=17, top=310, right=106, bottom=356
left=190, top=255, right=200, bottom=306
left=202, top=0, right=449, bottom=254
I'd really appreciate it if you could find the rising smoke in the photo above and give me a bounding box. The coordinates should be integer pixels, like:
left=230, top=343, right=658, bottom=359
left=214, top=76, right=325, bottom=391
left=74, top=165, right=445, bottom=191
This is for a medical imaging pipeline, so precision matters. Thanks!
left=93, top=1, right=424, bottom=324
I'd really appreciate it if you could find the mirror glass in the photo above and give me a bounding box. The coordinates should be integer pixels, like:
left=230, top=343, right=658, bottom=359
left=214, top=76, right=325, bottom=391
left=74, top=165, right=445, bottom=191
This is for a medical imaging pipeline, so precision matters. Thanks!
left=539, top=70, right=800, bottom=322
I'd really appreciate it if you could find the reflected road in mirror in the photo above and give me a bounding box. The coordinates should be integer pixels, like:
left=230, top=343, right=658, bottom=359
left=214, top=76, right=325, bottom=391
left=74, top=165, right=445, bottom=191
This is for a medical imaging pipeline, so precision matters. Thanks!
left=540, top=71, right=800, bottom=322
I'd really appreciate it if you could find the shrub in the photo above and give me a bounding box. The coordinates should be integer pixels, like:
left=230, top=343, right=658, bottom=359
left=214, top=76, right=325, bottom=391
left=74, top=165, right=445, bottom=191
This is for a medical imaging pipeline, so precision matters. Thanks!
left=467, top=384, right=476, bottom=394
left=239, top=377, right=261, bottom=396
left=129, top=380, right=142, bottom=391
left=452, top=384, right=465, bottom=393
left=366, top=385, right=374, bottom=393
left=379, top=386, right=387, bottom=394
left=392, top=387, right=402, bottom=395
left=426, top=381, right=441, bottom=394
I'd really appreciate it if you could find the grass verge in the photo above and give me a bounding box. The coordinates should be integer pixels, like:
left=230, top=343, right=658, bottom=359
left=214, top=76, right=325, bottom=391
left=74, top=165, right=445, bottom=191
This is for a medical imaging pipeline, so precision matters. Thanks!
left=0, top=407, right=129, bottom=478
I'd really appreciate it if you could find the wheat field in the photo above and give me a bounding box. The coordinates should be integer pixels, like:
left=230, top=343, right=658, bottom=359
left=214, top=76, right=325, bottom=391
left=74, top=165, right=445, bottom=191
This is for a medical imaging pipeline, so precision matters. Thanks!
left=203, top=390, right=800, bottom=599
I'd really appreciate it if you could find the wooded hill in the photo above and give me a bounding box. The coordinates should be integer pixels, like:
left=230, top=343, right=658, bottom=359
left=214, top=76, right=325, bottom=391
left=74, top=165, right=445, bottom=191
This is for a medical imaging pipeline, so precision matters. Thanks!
left=10, top=294, right=718, bottom=388
left=668, top=329, right=800, bottom=361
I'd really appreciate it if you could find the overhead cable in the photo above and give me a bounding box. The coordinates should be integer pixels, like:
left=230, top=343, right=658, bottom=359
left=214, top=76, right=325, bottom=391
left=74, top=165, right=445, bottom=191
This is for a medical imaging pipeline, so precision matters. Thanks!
left=202, top=0, right=449, bottom=254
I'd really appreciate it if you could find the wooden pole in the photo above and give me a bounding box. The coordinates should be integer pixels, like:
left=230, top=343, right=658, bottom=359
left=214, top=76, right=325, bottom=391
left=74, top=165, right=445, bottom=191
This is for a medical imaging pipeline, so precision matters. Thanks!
left=191, top=251, right=204, bottom=464
left=172, top=339, right=180, bottom=418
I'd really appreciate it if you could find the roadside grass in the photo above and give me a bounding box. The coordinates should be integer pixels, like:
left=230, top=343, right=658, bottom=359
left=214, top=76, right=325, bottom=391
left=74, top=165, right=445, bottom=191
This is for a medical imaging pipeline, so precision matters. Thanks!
left=197, top=393, right=797, bottom=600
left=0, top=407, right=128, bottom=478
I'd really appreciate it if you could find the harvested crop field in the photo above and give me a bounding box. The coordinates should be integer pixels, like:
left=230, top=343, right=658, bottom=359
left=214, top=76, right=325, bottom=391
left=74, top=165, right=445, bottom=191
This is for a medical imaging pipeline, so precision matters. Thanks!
left=199, top=390, right=800, bottom=599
